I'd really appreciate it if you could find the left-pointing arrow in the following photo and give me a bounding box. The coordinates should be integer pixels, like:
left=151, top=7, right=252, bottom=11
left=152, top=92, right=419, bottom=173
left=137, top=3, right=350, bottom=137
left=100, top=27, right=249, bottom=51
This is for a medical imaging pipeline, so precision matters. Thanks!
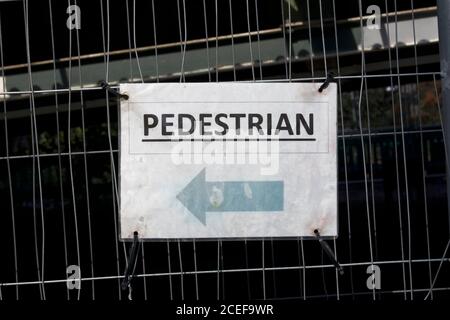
left=176, top=168, right=284, bottom=225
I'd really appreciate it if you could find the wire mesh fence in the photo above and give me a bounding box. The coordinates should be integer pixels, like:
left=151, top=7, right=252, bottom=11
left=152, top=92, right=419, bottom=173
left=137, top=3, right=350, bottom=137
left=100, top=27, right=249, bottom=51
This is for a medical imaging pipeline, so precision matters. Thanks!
left=0, top=0, right=449, bottom=300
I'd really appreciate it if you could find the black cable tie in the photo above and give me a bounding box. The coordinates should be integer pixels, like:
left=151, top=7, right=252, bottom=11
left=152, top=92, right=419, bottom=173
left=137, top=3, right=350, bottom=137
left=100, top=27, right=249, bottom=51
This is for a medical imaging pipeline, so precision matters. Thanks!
left=121, top=231, right=140, bottom=291
left=314, top=229, right=344, bottom=275
left=318, top=72, right=336, bottom=93
left=100, top=81, right=129, bottom=100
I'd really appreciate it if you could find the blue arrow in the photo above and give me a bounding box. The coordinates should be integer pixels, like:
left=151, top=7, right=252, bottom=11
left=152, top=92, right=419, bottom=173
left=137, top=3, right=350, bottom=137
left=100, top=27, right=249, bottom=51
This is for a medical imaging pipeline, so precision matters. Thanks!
left=176, top=168, right=284, bottom=225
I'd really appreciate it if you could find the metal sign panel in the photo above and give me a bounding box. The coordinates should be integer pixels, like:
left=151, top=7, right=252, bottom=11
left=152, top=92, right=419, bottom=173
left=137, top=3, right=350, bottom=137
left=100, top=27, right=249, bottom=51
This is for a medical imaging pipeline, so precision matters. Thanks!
left=119, top=83, right=337, bottom=239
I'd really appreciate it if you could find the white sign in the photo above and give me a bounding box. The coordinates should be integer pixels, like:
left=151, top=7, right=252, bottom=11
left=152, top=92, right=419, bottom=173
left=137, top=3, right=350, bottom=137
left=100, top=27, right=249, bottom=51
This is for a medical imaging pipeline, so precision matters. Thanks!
left=119, top=83, right=337, bottom=239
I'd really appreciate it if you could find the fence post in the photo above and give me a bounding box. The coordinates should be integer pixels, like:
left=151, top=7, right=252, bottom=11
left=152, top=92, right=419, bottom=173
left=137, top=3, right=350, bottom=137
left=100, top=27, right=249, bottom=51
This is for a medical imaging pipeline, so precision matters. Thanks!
left=437, top=0, right=450, bottom=232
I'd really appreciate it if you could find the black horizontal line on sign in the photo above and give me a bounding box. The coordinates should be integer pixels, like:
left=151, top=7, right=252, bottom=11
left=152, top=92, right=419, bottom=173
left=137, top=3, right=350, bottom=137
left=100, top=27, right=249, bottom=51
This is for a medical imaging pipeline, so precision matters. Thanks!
left=141, top=138, right=317, bottom=142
